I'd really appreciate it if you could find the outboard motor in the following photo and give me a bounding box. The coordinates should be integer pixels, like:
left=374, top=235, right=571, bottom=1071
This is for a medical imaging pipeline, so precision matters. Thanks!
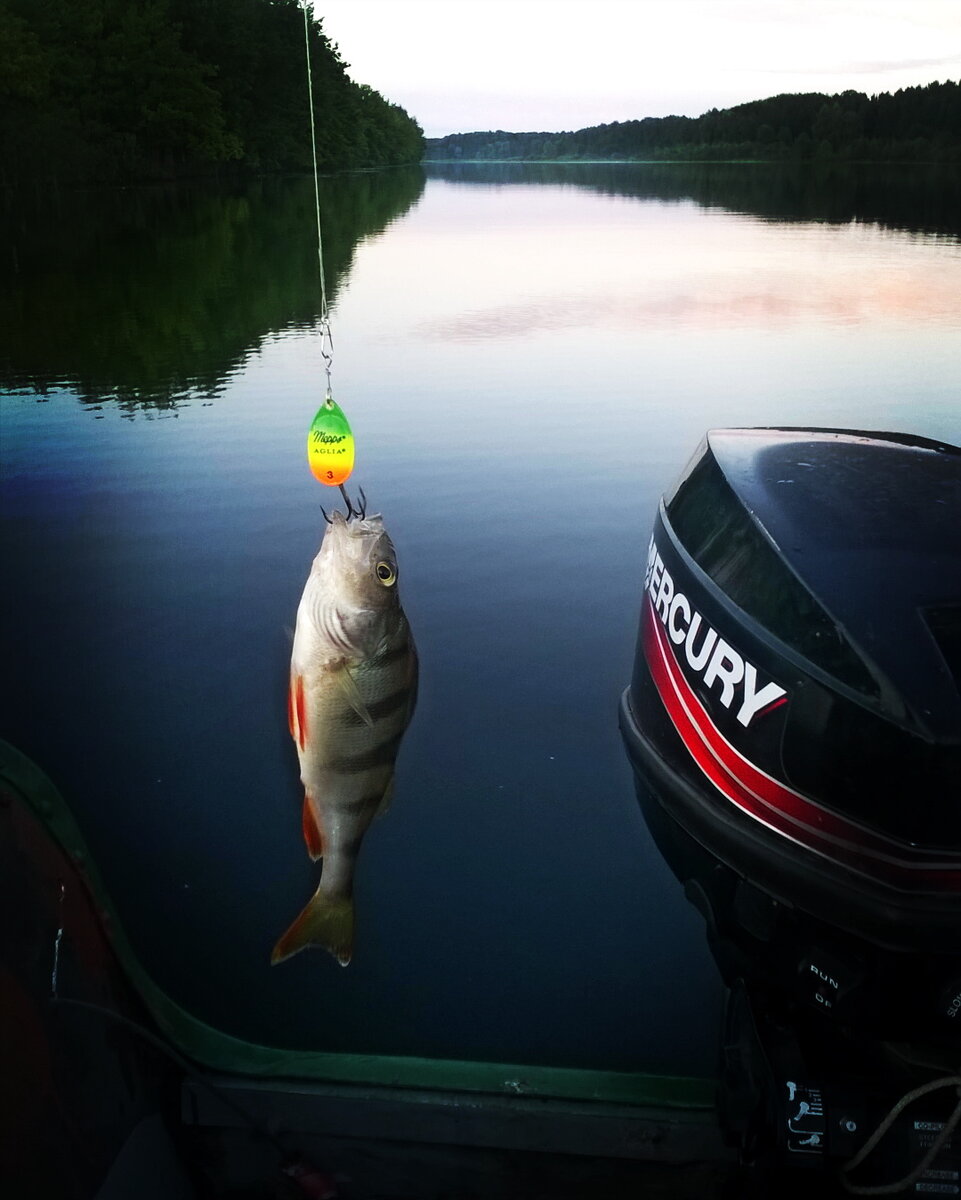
left=619, top=428, right=961, bottom=1195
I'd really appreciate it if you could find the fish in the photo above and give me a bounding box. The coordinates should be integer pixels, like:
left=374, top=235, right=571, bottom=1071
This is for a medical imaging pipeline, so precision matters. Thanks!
left=272, top=505, right=417, bottom=967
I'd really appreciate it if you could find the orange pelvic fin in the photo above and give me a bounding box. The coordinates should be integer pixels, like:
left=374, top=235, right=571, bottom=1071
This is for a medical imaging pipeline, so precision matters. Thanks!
left=302, top=795, right=325, bottom=861
left=271, top=888, right=354, bottom=967
left=288, top=675, right=308, bottom=750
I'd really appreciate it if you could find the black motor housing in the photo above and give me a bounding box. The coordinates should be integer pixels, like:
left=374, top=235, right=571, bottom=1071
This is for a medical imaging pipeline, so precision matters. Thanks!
left=620, top=428, right=961, bottom=1184
left=620, top=427, right=961, bottom=958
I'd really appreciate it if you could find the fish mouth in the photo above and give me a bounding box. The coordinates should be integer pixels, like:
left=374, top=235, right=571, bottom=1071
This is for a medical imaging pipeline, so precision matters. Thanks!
left=320, top=488, right=387, bottom=549
left=321, top=485, right=370, bottom=526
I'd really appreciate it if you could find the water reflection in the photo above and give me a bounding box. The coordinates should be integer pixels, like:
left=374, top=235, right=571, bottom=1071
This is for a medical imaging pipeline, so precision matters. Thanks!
left=0, top=169, right=426, bottom=410
left=400, top=166, right=961, bottom=344
left=2, top=164, right=957, bottom=1076
left=425, top=161, right=961, bottom=241
left=419, top=255, right=961, bottom=342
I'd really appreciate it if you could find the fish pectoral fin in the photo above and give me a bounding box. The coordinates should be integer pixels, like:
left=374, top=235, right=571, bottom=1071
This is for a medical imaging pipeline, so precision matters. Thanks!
left=302, top=795, right=325, bottom=861
left=334, top=664, right=374, bottom=728
left=271, top=888, right=354, bottom=967
left=375, top=776, right=394, bottom=820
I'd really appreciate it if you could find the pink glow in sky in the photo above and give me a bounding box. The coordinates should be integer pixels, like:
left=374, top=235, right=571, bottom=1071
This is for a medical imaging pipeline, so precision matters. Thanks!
left=315, top=0, right=961, bottom=138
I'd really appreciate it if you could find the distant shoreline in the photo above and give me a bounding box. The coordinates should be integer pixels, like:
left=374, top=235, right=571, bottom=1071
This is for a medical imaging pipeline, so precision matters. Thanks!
left=425, top=82, right=961, bottom=167
left=422, top=157, right=959, bottom=166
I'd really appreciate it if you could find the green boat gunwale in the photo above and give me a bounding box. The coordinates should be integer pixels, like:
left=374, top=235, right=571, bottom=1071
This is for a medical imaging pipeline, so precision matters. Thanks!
left=0, top=738, right=714, bottom=1111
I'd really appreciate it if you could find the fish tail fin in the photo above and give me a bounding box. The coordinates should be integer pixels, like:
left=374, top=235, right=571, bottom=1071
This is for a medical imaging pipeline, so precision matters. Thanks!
left=271, top=889, right=354, bottom=967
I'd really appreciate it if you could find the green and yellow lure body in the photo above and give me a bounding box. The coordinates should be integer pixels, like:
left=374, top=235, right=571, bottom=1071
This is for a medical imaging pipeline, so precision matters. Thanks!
left=308, top=397, right=355, bottom=486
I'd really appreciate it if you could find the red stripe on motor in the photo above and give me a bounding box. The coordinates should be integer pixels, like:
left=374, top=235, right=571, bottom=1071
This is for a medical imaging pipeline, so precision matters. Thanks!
left=641, top=595, right=961, bottom=891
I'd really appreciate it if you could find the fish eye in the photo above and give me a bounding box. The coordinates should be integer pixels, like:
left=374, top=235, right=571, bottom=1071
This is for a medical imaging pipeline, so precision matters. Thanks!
left=375, top=561, right=396, bottom=586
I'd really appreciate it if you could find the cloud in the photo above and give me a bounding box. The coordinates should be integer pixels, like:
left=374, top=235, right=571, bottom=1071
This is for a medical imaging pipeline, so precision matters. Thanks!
left=755, top=53, right=961, bottom=75
left=323, top=0, right=961, bottom=137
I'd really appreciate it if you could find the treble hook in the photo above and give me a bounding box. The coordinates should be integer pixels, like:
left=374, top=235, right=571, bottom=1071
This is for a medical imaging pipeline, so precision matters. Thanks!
left=321, top=485, right=367, bottom=524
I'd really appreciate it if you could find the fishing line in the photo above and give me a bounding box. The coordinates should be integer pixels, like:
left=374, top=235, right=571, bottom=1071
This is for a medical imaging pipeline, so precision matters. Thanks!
left=302, top=0, right=332, bottom=395
left=301, top=2, right=357, bottom=503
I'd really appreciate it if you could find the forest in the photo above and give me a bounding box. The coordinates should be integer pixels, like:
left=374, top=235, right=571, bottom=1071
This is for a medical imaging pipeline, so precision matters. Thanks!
left=0, top=0, right=424, bottom=187
left=426, top=81, right=961, bottom=163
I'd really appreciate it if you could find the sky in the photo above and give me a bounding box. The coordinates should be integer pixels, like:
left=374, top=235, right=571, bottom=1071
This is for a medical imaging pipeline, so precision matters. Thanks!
left=315, top=0, right=961, bottom=138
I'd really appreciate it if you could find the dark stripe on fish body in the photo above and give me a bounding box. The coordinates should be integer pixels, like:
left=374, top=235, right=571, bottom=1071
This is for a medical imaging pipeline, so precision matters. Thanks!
left=376, top=639, right=412, bottom=666
left=368, top=683, right=413, bottom=721
left=328, top=789, right=392, bottom=814
left=334, top=830, right=366, bottom=857
left=340, top=684, right=413, bottom=728
left=328, top=731, right=405, bottom=775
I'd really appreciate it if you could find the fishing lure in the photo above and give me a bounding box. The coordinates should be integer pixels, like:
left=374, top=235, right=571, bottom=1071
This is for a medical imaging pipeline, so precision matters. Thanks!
left=308, top=396, right=354, bottom=486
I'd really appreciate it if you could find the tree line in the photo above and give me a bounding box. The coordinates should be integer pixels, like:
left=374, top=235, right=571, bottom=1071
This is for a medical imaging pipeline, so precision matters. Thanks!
left=0, top=0, right=424, bottom=187
left=426, top=81, right=961, bottom=163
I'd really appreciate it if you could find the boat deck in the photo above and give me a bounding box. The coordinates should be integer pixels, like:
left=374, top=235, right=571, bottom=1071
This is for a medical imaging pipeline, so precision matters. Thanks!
left=1, top=740, right=750, bottom=1198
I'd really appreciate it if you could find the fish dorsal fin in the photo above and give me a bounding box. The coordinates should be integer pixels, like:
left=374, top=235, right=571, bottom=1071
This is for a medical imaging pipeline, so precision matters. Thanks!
left=375, top=776, right=394, bottom=820
left=334, top=663, right=374, bottom=728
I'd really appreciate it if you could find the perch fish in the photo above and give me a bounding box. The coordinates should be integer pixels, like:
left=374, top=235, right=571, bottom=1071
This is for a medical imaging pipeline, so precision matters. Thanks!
left=272, top=506, right=417, bottom=966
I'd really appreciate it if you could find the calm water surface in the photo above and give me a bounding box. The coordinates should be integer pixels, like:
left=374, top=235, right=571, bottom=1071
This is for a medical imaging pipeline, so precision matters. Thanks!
left=2, top=163, right=960, bottom=1077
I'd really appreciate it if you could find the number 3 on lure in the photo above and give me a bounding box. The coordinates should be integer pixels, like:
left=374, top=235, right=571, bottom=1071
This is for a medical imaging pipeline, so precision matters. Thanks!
left=308, top=397, right=355, bottom=486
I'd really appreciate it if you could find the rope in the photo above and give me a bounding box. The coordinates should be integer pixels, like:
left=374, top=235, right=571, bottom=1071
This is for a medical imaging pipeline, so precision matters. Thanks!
left=302, top=1, right=334, bottom=399
left=50, top=880, right=65, bottom=996
left=840, top=1074, right=961, bottom=1195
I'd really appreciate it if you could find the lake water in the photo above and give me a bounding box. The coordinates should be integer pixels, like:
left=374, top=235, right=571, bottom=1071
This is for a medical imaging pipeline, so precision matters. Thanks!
left=2, top=162, right=960, bottom=1078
